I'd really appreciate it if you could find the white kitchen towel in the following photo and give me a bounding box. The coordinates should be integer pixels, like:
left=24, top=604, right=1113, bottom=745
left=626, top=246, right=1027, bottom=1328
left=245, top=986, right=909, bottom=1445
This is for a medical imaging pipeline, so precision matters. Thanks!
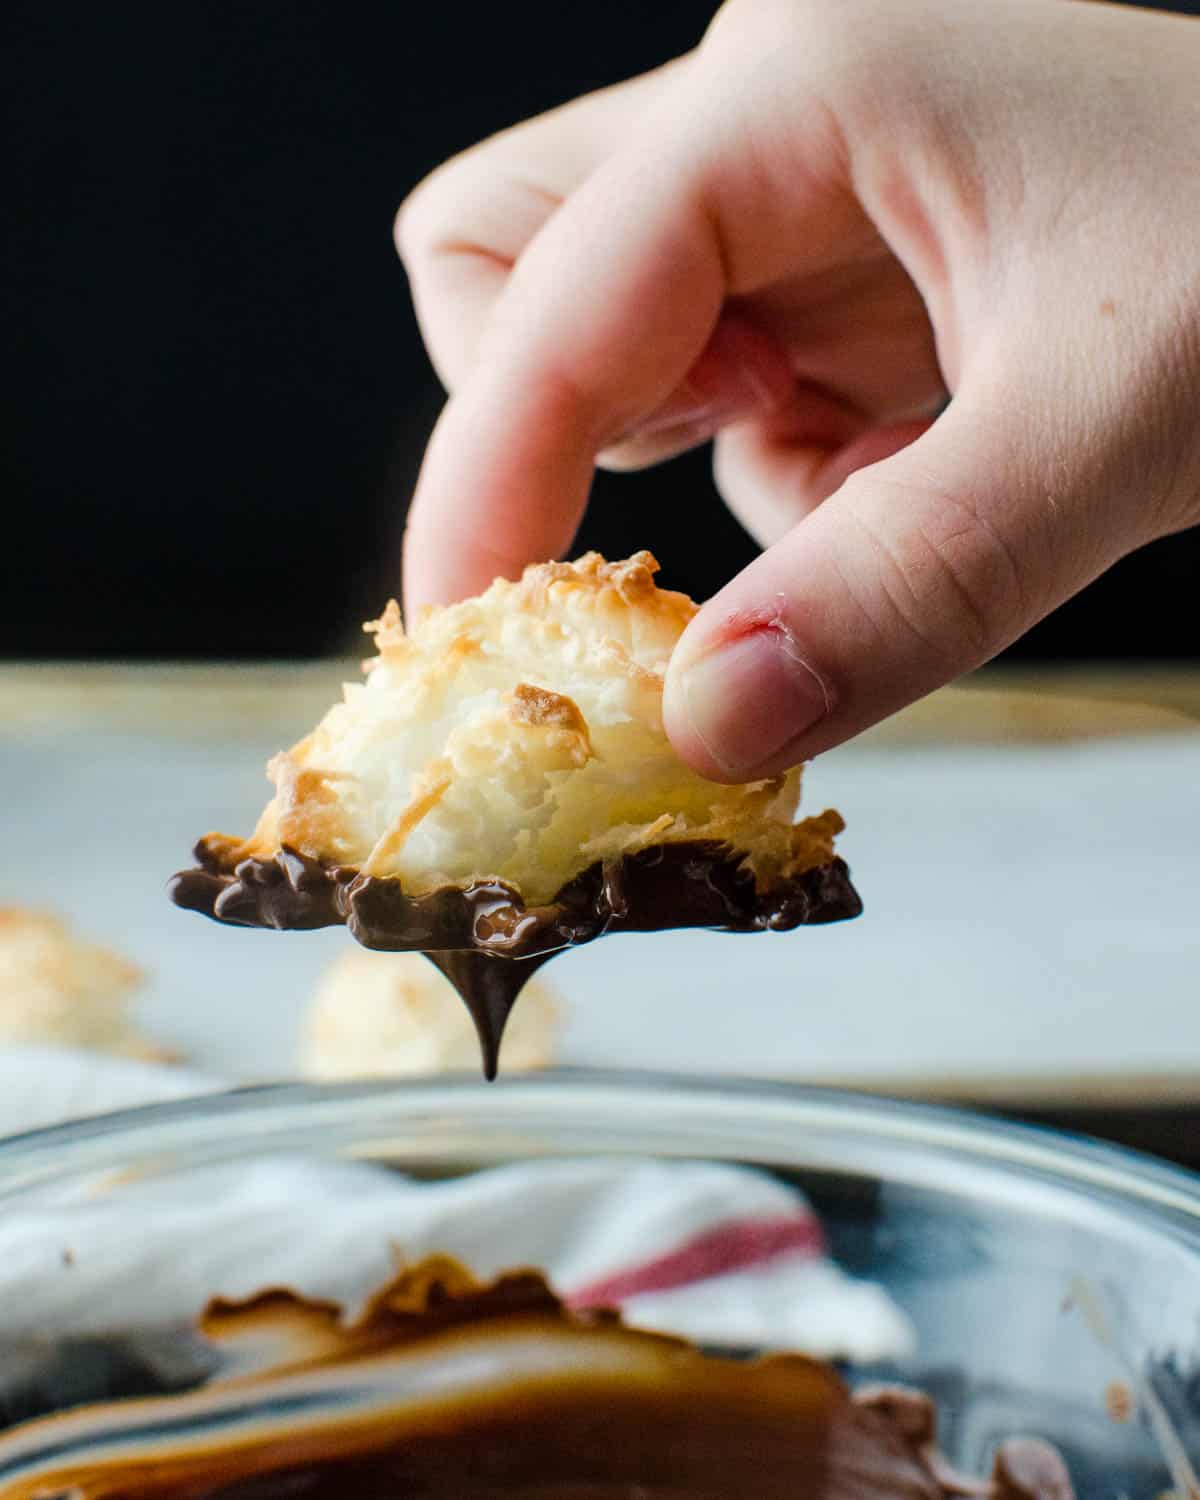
left=0, top=1048, right=913, bottom=1364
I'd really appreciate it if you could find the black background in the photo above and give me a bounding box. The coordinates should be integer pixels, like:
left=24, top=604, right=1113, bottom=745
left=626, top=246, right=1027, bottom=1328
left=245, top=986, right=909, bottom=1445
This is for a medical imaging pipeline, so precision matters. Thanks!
left=5, top=0, right=1198, bottom=660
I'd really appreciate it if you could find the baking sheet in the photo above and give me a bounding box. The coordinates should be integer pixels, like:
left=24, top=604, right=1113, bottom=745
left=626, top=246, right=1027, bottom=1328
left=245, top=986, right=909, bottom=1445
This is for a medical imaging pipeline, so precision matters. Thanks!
left=2, top=712, right=1197, bottom=1097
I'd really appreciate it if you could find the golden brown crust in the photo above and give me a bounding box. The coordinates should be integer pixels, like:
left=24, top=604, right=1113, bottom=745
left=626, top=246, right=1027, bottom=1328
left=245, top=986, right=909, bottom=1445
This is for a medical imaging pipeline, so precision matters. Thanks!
left=509, top=681, right=586, bottom=731
left=180, top=552, right=847, bottom=906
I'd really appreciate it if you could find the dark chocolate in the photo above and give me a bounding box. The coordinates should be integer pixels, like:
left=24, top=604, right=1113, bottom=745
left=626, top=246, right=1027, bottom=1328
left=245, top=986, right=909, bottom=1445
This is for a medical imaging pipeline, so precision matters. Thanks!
left=169, top=841, right=861, bottom=1077
left=421, top=949, right=557, bottom=1080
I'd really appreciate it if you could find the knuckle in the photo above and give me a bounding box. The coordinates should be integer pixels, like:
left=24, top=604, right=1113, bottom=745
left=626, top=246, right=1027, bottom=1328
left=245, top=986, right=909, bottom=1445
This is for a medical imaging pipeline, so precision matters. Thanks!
left=394, top=178, right=437, bottom=269
left=394, top=162, right=458, bottom=269
left=838, top=473, right=1027, bottom=667
left=703, top=0, right=790, bottom=49
left=397, top=153, right=559, bottom=279
left=704, top=0, right=895, bottom=82
left=706, top=0, right=841, bottom=51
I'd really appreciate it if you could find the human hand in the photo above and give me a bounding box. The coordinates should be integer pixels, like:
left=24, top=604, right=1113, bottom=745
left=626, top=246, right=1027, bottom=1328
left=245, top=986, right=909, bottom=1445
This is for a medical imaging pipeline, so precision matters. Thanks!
left=398, top=0, right=1200, bottom=780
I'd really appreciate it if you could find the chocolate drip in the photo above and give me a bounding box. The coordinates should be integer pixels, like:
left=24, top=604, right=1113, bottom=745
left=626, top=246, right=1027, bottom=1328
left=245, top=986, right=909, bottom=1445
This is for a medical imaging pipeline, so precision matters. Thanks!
left=422, top=950, right=555, bottom=1080
left=169, top=840, right=861, bottom=1077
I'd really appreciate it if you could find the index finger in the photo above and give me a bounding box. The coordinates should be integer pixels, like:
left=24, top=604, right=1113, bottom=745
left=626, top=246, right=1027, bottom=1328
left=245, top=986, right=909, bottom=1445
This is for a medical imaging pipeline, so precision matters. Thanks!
left=400, top=131, right=728, bottom=616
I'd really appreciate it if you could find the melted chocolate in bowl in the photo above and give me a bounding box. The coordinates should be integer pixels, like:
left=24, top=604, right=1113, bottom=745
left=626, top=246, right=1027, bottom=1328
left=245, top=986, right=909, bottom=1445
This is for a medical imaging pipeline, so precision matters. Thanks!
left=0, top=1262, right=1073, bottom=1500
left=168, top=841, right=862, bottom=1076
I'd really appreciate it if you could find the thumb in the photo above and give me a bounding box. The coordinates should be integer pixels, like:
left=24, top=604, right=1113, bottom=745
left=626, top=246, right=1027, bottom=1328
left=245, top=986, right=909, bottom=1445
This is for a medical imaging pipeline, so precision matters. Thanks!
left=663, top=390, right=1095, bottom=781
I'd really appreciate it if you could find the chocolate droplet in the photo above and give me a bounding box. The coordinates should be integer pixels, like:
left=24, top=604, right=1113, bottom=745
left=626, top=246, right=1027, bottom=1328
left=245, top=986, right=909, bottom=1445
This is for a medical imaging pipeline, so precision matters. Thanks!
left=423, top=950, right=554, bottom=1080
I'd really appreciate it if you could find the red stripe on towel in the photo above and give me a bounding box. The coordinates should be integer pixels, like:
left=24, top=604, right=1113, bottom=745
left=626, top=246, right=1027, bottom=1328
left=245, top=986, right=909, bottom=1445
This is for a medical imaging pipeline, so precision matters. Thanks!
left=567, top=1212, right=825, bottom=1309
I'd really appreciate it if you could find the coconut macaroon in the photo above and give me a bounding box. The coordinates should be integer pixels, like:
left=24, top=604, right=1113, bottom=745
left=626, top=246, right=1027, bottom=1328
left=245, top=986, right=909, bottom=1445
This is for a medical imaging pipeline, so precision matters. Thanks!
left=174, top=552, right=854, bottom=905
left=301, top=949, right=558, bottom=1080
left=170, top=552, right=860, bottom=1074
left=0, top=909, right=170, bottom=1061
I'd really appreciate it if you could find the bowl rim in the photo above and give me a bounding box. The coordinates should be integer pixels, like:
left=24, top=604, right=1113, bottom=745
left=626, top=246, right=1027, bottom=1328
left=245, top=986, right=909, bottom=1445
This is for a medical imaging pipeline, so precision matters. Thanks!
left=0, top=1069, right=1198, bottom=1229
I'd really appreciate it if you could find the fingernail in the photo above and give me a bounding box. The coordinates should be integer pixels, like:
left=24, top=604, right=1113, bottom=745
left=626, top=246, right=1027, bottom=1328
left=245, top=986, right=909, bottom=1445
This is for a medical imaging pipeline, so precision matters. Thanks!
left=622, top=378, right=745, bottom=444
left=629, top=399, right=729, bottom=441
left=623, top=341, right=782, bottom=444
left=676, top=629, right=830, bottom=779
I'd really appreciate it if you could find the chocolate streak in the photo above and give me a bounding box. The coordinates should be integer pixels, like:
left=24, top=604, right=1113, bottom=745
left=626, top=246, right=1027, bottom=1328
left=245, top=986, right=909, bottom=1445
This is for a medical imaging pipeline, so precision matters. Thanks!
left=169, top=842, right=861, bottom=1078
left=0, top=1260, right=1074, bottom=1500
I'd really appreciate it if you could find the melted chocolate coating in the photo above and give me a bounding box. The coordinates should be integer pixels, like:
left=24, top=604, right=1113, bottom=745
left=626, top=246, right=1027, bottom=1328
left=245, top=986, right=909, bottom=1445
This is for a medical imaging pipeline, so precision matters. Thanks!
left=0, top=1261, right=1074, bottom=1500
left=169, top=841, right=862, bottom=1077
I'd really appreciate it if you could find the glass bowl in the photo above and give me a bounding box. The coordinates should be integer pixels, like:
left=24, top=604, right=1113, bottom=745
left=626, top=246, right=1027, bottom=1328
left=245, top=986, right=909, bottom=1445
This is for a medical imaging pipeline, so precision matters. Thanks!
left=0, top=1072, right=1196, bottom=1496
